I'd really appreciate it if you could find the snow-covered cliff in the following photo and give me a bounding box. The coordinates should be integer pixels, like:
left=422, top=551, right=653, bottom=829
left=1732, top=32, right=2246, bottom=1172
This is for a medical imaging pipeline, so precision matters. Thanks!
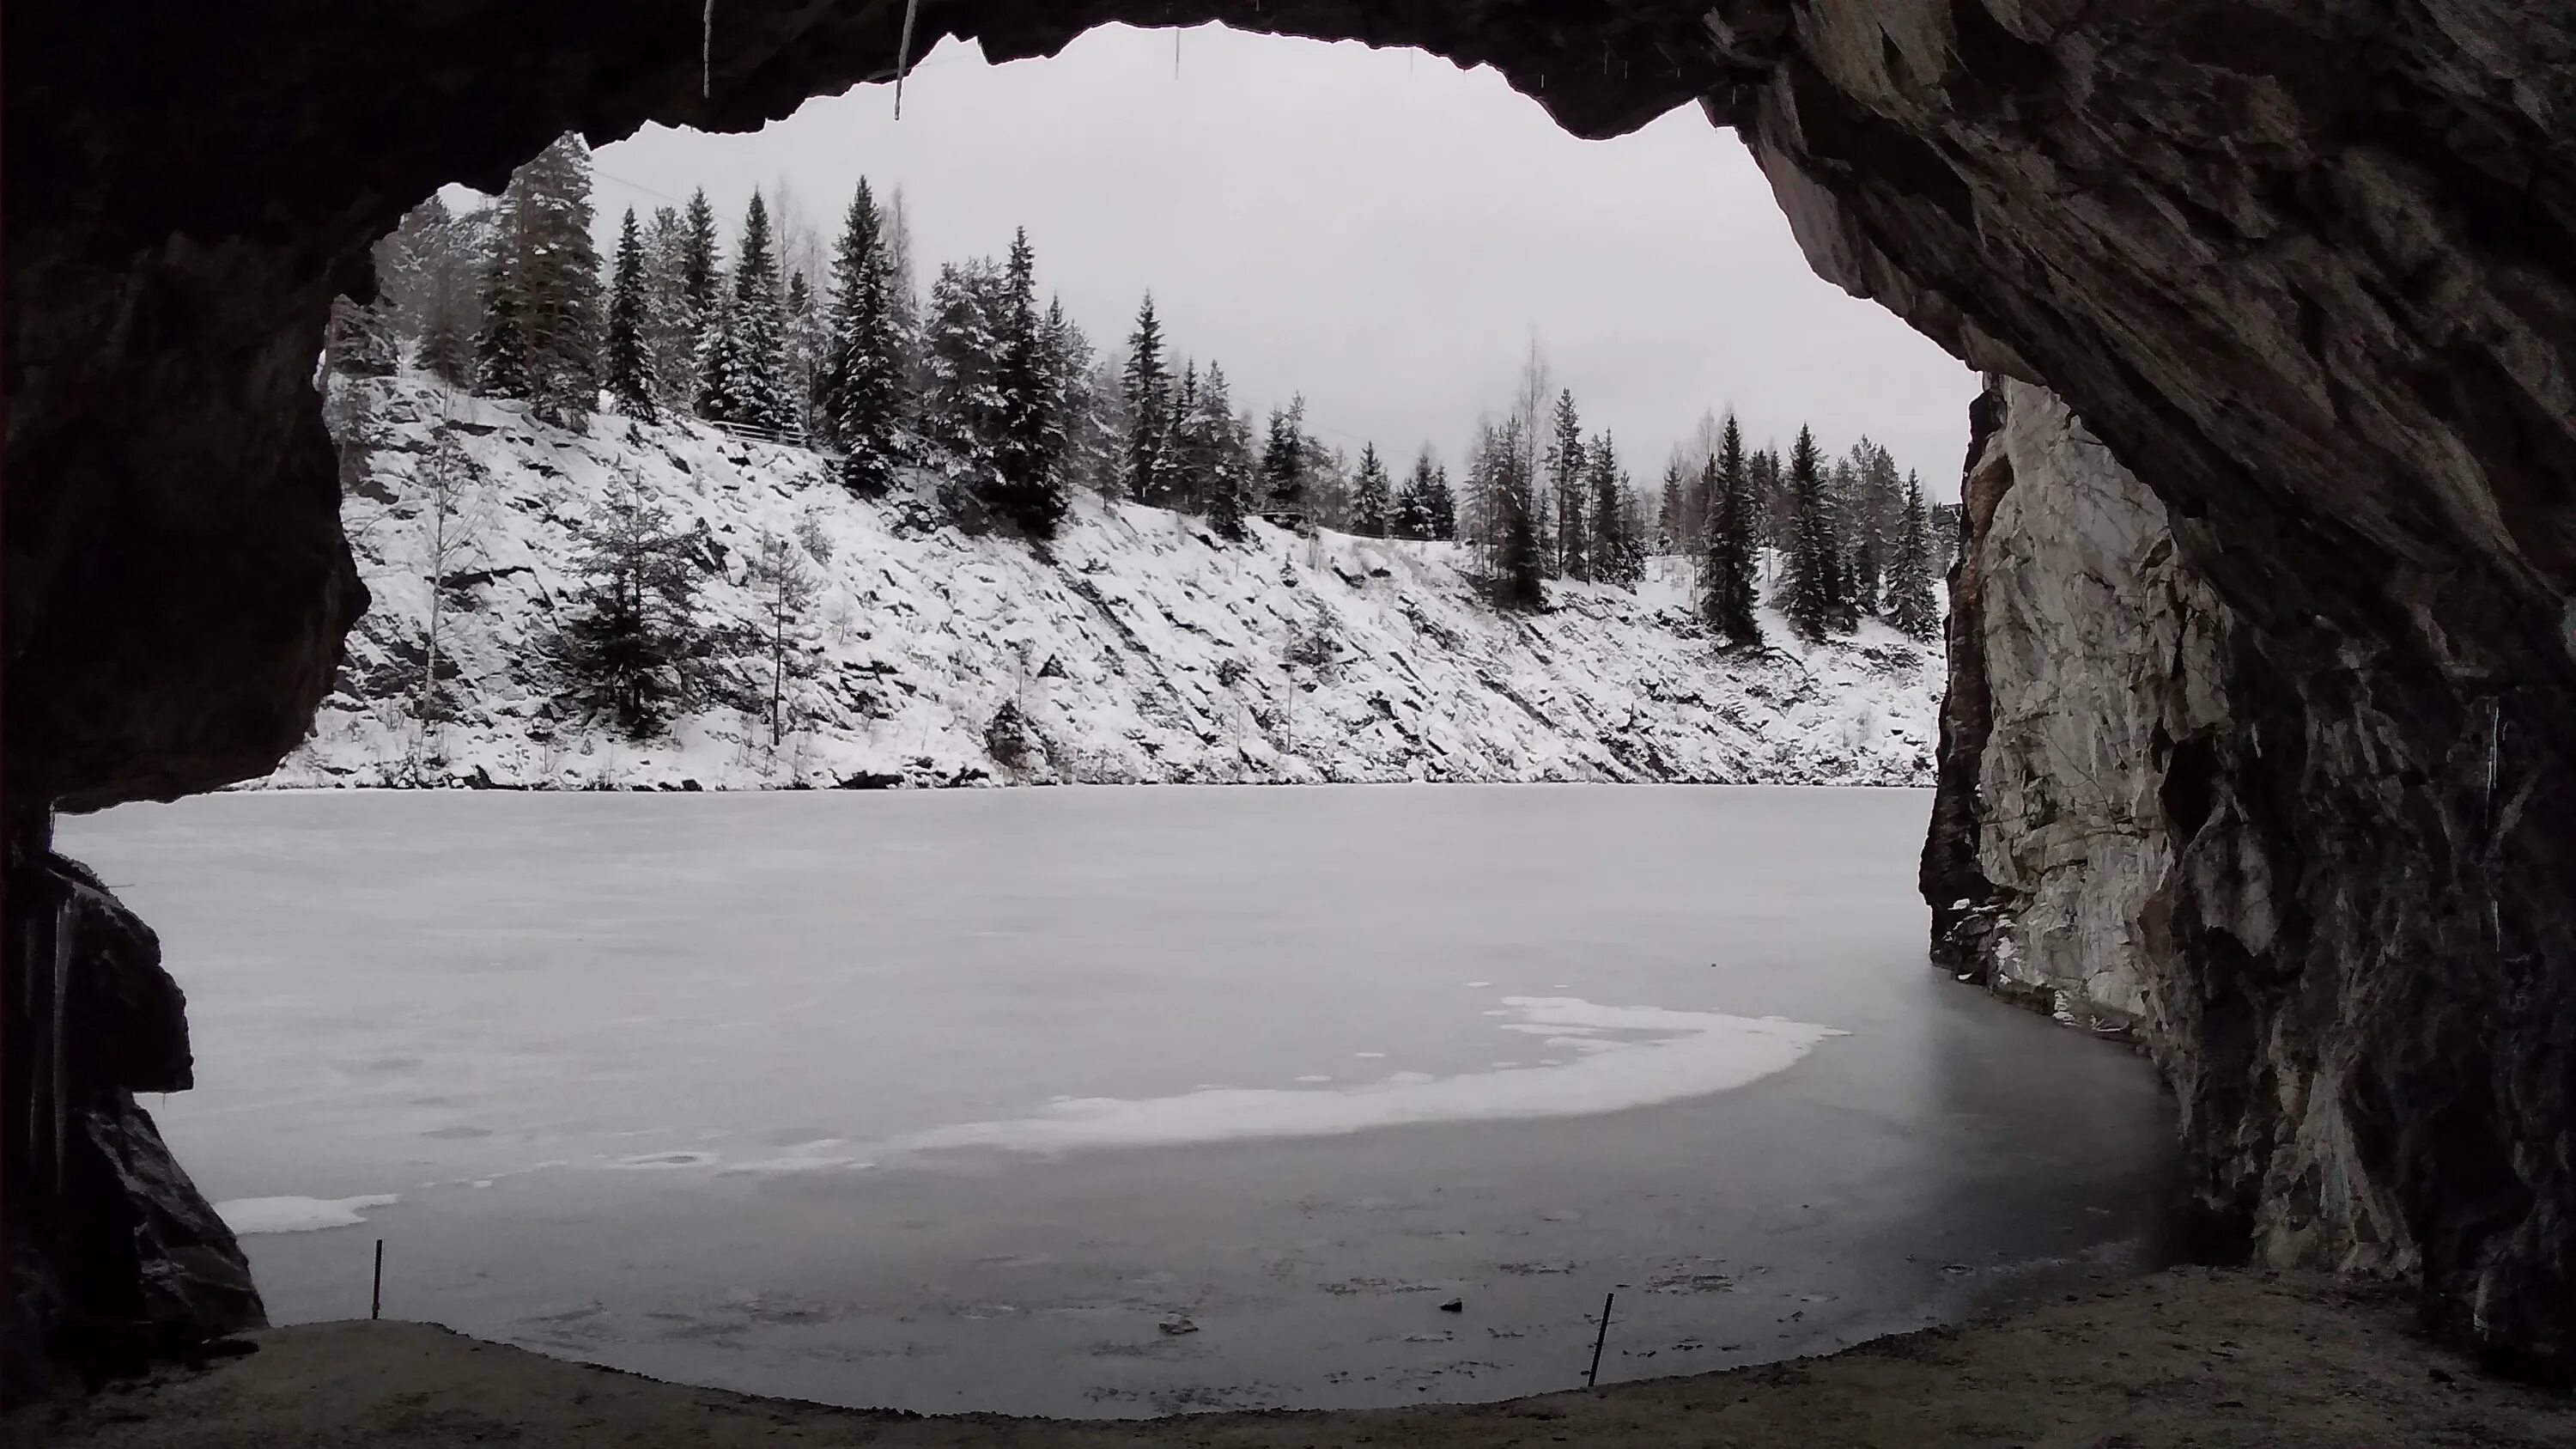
left=275, top=373, right=1941, bottom=790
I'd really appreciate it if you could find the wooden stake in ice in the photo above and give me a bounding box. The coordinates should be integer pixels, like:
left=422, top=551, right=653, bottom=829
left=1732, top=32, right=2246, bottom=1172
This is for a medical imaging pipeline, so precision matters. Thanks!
left=1586, top=1290, right=1615, bottom=1387
left=372, top=1239, right=385, bottom=1320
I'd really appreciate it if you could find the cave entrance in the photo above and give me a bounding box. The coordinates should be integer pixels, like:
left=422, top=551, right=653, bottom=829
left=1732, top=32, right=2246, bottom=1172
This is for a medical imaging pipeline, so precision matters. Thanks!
left=37, top=21, right=2178, bottom=1420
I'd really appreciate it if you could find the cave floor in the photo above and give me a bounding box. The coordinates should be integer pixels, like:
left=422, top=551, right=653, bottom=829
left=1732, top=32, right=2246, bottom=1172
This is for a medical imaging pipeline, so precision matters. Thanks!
left=15, top=1268, right=2572, bottom=1447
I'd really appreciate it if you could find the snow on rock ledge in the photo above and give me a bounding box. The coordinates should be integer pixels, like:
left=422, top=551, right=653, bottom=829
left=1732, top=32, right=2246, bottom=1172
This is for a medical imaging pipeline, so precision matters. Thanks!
left=270, top=373, right=1939, bottom=791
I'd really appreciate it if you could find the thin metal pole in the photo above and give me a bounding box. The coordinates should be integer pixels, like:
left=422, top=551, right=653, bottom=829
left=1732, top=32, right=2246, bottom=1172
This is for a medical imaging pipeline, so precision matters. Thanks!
left=1585, top=1290, right=1614, bottom=1387
left=372, top=1239, right=385, bottom=1319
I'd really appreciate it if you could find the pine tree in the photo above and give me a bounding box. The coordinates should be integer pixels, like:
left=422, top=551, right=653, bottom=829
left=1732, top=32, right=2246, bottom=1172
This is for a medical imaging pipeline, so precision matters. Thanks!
left=1780, top=425, right=1839, bottom=641
left=1261, top=397, right=1307, bottom=514
left=1121, top=294, right=1171, bottom=506
left=1546, top=390, right=1586, bottom=578
left=817, top=180, right=908, bottom=496
left=604, top=208, right=659, bottom=420
left=1701, top=412, right=1761, bottom=647
left=1657, top=461, right=1686, bottom=552
left=1885, top=472, right=1942, bottom=641
left=551, top=472, right=711, bottom=739
left=986, top=227, right=1067, bottom=537
left=1351, top=443, right=1394, bottom=536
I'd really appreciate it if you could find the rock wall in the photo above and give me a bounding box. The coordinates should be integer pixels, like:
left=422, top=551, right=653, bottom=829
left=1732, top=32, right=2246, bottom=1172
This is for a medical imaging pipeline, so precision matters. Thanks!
left=1928, top=375, right=2573, bottom=1378
left=1, top=832, right=266, bottom=1399
left=1926, top=380, right=2231, bottom=1035
left=8, top=0, right=2573, bottom=1385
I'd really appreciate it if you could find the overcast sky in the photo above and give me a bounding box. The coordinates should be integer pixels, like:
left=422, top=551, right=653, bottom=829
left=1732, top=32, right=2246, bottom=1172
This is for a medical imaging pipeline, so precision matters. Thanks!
left=586, top=24, right=1976, bottom=494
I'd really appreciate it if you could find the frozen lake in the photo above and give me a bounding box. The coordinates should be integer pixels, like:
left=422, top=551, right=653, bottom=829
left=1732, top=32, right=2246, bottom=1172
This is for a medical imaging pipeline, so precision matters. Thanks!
left=63, top=786, right=2179, bottom=1416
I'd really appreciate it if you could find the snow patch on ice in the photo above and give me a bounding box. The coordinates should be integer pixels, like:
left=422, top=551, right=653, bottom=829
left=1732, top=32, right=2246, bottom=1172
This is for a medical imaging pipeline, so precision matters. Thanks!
left=604, top=1151, right=720, bottom=1170
left=877, top=996, right=1844, bottom=1158
left=216, top=1194, right=400, bottom=1235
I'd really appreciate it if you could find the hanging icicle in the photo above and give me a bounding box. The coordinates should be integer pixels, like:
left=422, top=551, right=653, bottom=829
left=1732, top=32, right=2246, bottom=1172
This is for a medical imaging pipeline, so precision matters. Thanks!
left=894, top=0, right=922, bottom=119
left=703, top=0, right=714, bottom=99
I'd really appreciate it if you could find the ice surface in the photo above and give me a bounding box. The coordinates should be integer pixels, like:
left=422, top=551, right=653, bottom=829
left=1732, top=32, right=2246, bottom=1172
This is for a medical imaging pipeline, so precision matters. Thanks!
left=61, top=786, right=2178, bottom=1419
left=216, top=1194, right=399, bottom=1235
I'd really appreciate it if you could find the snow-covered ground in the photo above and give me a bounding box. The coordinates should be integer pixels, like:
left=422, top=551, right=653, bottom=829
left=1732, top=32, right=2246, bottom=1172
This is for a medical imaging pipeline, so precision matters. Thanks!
left=274, top=371, right=1941, bottom=789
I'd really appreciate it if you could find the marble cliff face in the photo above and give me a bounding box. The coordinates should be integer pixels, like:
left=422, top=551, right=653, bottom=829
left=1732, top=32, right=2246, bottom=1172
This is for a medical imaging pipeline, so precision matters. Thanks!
left=4, top=0, right=2570, bottom=1384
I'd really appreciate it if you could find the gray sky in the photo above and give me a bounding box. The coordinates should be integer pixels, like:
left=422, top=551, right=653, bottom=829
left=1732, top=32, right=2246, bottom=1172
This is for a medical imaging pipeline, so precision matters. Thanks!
left=588, top=24, right=1976, bottom=494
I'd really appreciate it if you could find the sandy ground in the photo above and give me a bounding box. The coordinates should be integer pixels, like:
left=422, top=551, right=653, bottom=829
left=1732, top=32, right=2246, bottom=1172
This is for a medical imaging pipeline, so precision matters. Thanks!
left=12, top=1269, right=2570, bottom=1447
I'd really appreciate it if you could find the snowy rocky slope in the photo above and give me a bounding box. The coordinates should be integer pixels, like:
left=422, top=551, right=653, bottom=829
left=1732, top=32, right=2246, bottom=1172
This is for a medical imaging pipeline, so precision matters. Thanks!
left=271, top=372, right=1941, bottom=789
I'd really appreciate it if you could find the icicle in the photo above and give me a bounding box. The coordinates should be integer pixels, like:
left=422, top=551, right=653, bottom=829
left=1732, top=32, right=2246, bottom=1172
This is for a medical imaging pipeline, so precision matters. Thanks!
left=52, top=898, right=70, bottom=1190
left=894, top=0, right=922, bottom=120
left=703, top=0, right=714, bottom=99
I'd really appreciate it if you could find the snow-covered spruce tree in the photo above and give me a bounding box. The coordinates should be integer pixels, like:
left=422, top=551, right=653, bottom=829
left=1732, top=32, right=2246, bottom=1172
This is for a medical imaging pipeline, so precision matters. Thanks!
left=1779, top=425, right=1840, bottom=642
left=1884, top=472, right=1942, bottom=641
left=785, top=271, right=822, bottom=435
left=1120, top=293, right=1170, bottom=506
left=1260, top=396, right=1306, bottom=514
left=1350, top=442, right=1394, bottom=537
left=1544, top=389, right=1586, bottom=579
left=817, top=180, right=908, bottom=496
left=680, top=189, right=721, bottom=328
left=986, top=227, right=1067, bottom=537
left=1307, top=440, right=1355, bottom=531
left=1823, top=455, right=1862, bottom=631
left=1656, top=460, right=1686, bottom=553
left=1492, top=450, right=1547, bottom=611
left=699, top=193, right=789, bottom=430
left=1587, top=431, right=1643, bottom=587
left=743, top=532, right=821, bottom=745
left=325, top=294, right=399, bottom=378
left=1393, top=450, right=1435, bottom=539
left=604, top=208, right=659, bottom=421
left=641, top=206, right=702, bottom=415
left=510, top=134, right=603, bottom=429
left=375, top=195, right=485, bottom=384
left=1163, top=361, right=1201, bottom=510
left=1422, top=458, right=1457, bottom=540
left=1044, top=300, right=1119, bottom=502
left=1701, top=412, right=1762, bottom=648
left=1184, top=360, right=1255, bottom=533
left=921, top=256, right=1011, bottom=517
left=550, top=471, right=712, bottom=740
left=472, top=216, right=532, bottom=400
